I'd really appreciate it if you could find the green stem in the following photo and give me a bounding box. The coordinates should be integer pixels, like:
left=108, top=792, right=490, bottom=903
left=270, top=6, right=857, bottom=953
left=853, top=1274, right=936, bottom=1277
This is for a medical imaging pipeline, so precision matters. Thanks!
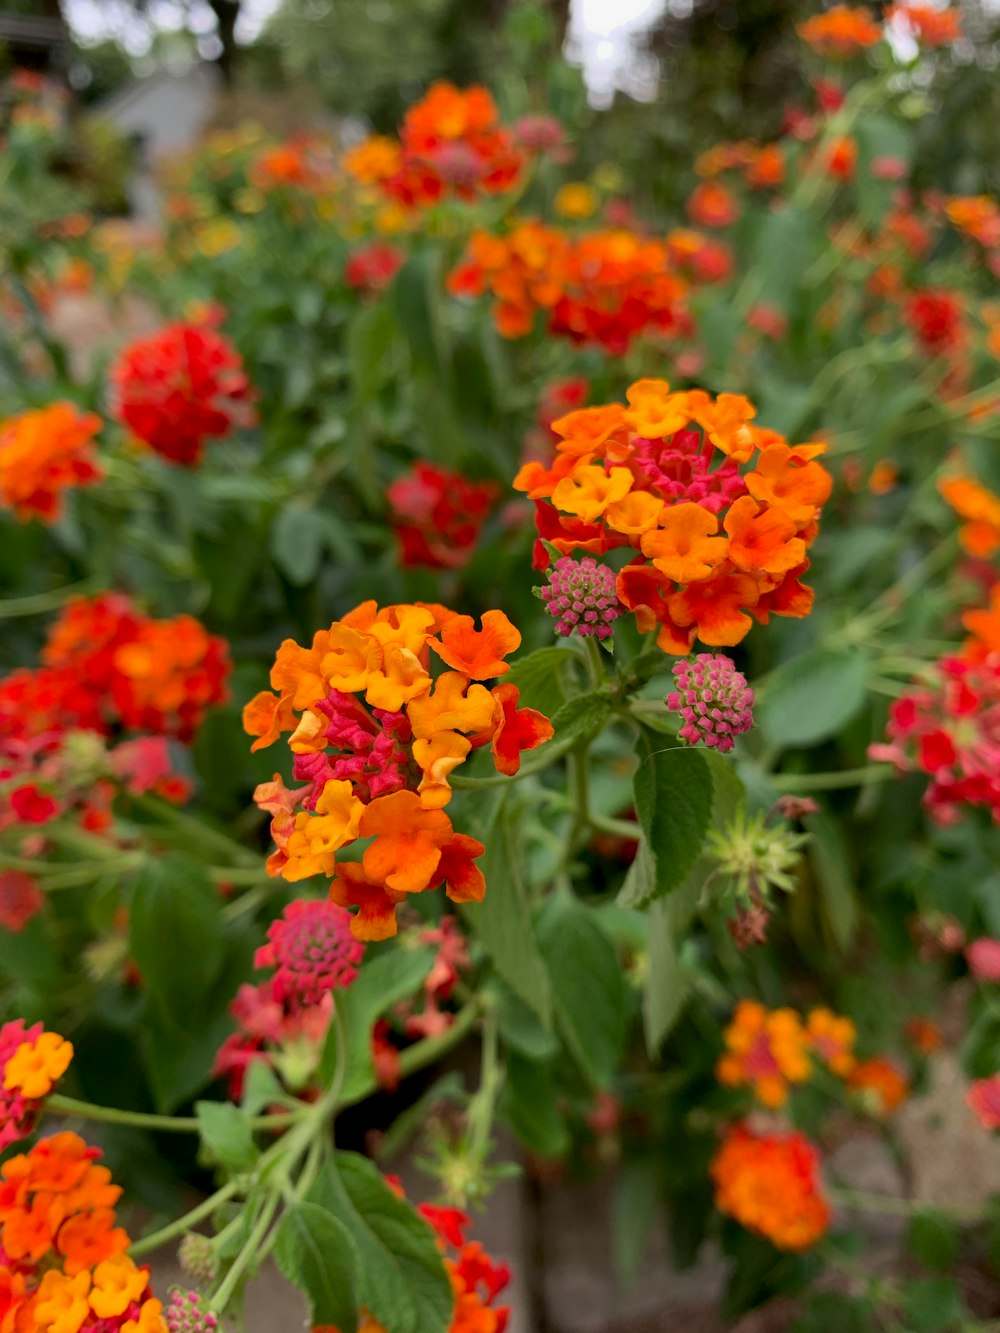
left=130, top=1180, right=241, bottom=1258
left=828, top=1185, right=985, bottom=1224
left=0, top=579, right=101, bottom=620
left=48, top=1093, right=299, bottom=1135
left=772, top=765, right=894, bottom=792
left=131, top=794, right=259, bottom=867
left=210, top=1194, right=281, bottom=1313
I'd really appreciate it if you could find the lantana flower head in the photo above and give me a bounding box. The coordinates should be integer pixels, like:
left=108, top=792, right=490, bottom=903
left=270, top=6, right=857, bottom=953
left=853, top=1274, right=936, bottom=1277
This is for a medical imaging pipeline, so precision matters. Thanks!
left=797, top=5, right=882, bottom=57
left=0, top=1021, right=72, bottom=1149
left=717, top=1001, right=811, bottom=1107
left=0, top=402, right=103, bottom=522
left=254, top=898, right=364, bottom=1007
left=244, top=601, right=551, bottom=939
left=938, top=474, right=1000, bottom=558
left=448, top=225, right=690, bottom=355
left=711, top=1123, right=830, bottom=1250
left=887, top=2, right=962, bottom=46
left=516, top=379, right=830, bottom=653
left=869, top=655, right=1000, bottom=824
left=0, top=1129, right=166, bottom=1330
left=848, top=1056, right=910, bottom=1115
left=388, top=462, right=498, bottom=570
left=968, top=1074, right=1000, bottom=1131
left=345, top=83, right=525, bottom=210
left=667, top=653, right=754, bottom=751
left=110, top=317, right=255, bottom=465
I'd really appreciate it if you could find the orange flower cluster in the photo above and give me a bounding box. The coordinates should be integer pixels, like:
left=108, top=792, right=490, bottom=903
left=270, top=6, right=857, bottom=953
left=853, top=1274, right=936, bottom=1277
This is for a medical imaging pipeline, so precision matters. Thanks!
left=711, top=1124, right=830, bottom=1250
left=798, top=5, right=882, bottom=57
left=887, top=3, right=962, bottom=46
left=716, top=1001, right=855, bottom=1107
left=848, top=1056, right=910, bottom=1114
left=514, top=378, right=831, bottom=652
left=41, top=593, right=231, bottom=741
left=0, top=403, right=102, bottom=522
left=0, top=1131, right=165, bottom=1332
left=964, top=583, right=1000, bottom=660
left=694, top=141, right=785, bottom=192
left=939, top=474, right=1000, bottom=558
left=945, top=196, right=1000, bottom=248
left=447, top=225, right=689, bottom=354
left=244, top=602, right=552, bottom=940
left=344, top=83, right=525, bottom=208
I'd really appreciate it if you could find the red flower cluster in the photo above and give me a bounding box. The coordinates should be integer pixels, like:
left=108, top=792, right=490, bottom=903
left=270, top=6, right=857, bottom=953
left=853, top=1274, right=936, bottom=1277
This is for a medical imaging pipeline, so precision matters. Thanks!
left=447, top=224, right=690, bottom=354
left=110, top=318, right=255, bottom=465
left=215, top=898, right=362, bottom=1099
left=0, top=403, right=102, bottom=523
left=870, top=654, right=1000, bottom=824
left=40, top=594, right=231, bottom=741
left=345, top=242, right=405, bottom=296
left=387, top=463, right=498, bottom=570
left=905, top=288, right=964, bottom=356
left=0, top=595, right=226, bottom=840
left=344, top=83, right=527, bottom=208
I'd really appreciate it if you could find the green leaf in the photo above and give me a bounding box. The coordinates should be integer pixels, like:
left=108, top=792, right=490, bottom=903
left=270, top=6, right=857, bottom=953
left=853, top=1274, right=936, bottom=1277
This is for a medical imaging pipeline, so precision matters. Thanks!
left=493, top=981, right=558, bottom=1060
left=536, top=894, right=626, bottom=1087
left=630, top=730, right=714, bottom=903
left=902, top=1276, right=967, bottom=1333
left=240, top=1061, right=286, bottom=1117
left=612, top=1159, right=661, bottom=1288
left=757, top=647, right=869, bottom=749
left=502, top=1053, right=569, bottom=1157
left=129, top=854, right=224, bottom=1024
left=749, top=204, right=818, bottom=314
left=349, top=300, right=396, bottom=399
left=195, top=1101, right=258, bottom=1174
left=550, top=690, right=612, bottom=745
left=270, top=506, right=328, bottom=586
left=273, top=1201, right=358, bottom=1329
left=316, top=1153, right=453, bottom=1333
left=462, top=791, right=552, bottom=1027
left=803, top=810, right=858, bottom=951
left=325, top=946, right=435, bottom=1101
left=641, top=752, right=743, bottom=1053
left=907, top=1210, right=959, bottom=1273
left=504, top=646, right=577, bottom=718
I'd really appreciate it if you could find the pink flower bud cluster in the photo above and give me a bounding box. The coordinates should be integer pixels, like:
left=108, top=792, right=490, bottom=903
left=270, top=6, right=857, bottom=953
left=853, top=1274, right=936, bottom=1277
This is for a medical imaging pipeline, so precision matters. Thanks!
left=540, top=555, right=624, bottom=640
left=667, top=653, right=754, bottom=752
left=254, top=898, right=365, bottom=1008
left=165, top=1289, right=222, bottom=1332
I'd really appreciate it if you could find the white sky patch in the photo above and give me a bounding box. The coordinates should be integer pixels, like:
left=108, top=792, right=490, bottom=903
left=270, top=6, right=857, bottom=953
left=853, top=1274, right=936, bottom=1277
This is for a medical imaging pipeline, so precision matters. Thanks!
left=65, top=0, right=671, bottom=104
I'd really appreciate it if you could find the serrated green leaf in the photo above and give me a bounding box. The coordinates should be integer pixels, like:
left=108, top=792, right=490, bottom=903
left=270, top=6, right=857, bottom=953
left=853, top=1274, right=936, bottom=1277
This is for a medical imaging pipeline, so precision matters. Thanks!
left=273, top=1202, right=358, bottom=1328
left=551, top=690, right=612, bottom=745
left=631, top=731, right=714, bottom=903
left=536, top=894, right=626, bottom=1087
left=504, top=646, right=577, bottom=718
left=315, top=1153, right=453, bottom=1333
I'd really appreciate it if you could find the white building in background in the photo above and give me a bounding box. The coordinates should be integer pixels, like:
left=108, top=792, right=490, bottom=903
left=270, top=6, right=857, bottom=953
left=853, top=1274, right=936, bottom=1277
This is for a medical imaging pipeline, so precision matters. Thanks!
left=96, top=62, right=221, bottom=219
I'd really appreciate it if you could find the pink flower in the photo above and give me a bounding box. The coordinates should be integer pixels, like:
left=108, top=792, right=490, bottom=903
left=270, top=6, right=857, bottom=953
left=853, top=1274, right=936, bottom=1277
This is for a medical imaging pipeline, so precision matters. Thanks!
left=968, top=1075, right=1000, bottom=1130
left=967, top=938, right=1000, bottom=982
left=254, top=898, right=365, bottom=1008
left=0, top=871, right=44, bottom=932
left=668, top=654, right=755, bottom=753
